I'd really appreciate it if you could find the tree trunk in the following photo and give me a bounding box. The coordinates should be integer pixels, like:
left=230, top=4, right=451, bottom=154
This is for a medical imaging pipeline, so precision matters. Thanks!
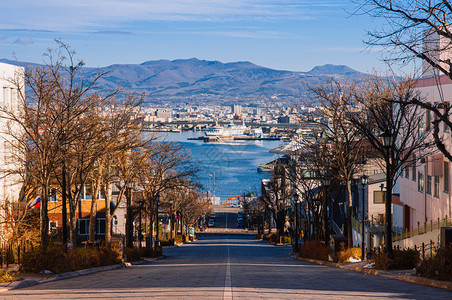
left=89, top=173, right=102, bottom=243
left=88, top=185, right=98, bottom=243
left=346, top=179, right=353, bottom=248
left=67, top=174, right=78, bottom=249
left=385, top=157, right=394, bottom=260
left=104, top=184, right=112, bottom=247
left=40, top=182, right=50, bottom=252
left=61, top=163, right=68, bottom=247
left=322, top=186, right=329, bottom=245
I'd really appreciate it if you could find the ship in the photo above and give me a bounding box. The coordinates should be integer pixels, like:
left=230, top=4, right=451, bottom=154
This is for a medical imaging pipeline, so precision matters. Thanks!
left=204, top=122, right=247, bottom=141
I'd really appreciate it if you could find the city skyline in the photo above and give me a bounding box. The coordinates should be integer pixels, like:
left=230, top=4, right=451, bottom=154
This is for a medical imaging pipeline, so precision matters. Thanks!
left=1, top=1, right=397, bottom=74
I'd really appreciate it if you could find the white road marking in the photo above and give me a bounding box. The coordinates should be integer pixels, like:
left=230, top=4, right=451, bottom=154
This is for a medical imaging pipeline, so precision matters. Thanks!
left=225, top=213, right=228, bottom=229
left=224, top=240, right=232, bottom=300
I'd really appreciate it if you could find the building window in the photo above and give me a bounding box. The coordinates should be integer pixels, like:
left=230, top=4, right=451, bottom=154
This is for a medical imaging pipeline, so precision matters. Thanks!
left=79, top=185, right=104, bottom=200
left=427, top=175, right=432, bottom=194
left=418, top=172, right=424, bottom=192
left=373, top=191, right=386, bottom=204
left=78, top=219, right=89, bottom=235
left=49, top=221, right=58, bottom=234
left=418, top=115, right=424, bottom=138
left=96, top=219, right=106, bottom=235
left=412, top=154, right=416, bottom=181
left=78, top=219, right=106, bottom=235
left=79, top=185, right=92, bottom=200
left=434, top=176, right=440, bottom=197
left=405, top=166, right=409, bottom=178
left=444, top=162, right=450, bottom=193
left=426, top=108, right=431, bottom=131
left=49, top=188, right=58, bottom=202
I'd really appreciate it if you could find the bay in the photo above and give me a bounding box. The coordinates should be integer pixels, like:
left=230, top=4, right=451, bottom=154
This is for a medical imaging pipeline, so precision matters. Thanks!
left=155, top=131, right=283, bottom=203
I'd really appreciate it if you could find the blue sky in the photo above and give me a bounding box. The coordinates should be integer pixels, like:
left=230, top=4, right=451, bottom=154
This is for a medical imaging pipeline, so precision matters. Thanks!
left=0, top=1, right=391, bottom=73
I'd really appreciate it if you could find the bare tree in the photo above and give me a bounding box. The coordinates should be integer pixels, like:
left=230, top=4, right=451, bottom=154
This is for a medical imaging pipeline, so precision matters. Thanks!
left=261, top=157, right=292, bottom=239
left=355, top=0, right=452, bottom=162
left=304, top=80, right=366, bottom=247
left=137, top=142, right=198, bottom=248
left=344, top=74, right=432, bottom=259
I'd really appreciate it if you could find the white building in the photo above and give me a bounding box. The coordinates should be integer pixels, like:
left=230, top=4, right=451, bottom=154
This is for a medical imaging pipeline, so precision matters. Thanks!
left=0, top=62, right=24, bottom=240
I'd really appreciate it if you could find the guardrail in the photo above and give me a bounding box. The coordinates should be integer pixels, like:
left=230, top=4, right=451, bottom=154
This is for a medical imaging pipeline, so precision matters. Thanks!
left=392, top=216, right=451, bottom=242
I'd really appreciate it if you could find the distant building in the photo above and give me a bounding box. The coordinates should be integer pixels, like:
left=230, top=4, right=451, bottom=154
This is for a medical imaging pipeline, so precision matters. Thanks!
left=232, top=105, right=242, bottom=115
left=277, top=115, right=294, bottom=124
left=156, top=109, right=172, bottom=119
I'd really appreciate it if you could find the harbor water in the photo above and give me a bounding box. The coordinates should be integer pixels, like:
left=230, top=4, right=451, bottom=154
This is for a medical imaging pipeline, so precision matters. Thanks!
left=154, top=131, right=283, bottom=203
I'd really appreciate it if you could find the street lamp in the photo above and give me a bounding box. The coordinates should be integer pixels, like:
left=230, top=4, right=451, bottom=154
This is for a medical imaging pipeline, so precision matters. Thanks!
left=379, top=130, right=394, bottom=259
left=322, top=177, right=330, bottom=245
left=137, top=200, right=144, bottom=248
left=360, top=175, right=368, bottom=261
left=126, top=182, right=134, bottom=249
left=380, top=130, right=394, bottom=148
left=155, top=193, right=160, bottom=249
left=169, top=198, right=174, bottom=246
left=293, top=194, right=299, bottom=252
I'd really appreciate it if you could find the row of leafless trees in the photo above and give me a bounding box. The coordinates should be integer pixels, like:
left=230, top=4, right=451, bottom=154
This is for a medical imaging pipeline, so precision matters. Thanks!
left=0, top=41, right=208, bottom=251
left=262, top=74, right=434, bottom=259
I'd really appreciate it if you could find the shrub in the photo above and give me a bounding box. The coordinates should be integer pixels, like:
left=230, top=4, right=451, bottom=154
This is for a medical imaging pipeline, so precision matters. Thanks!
left=125, top=248, right=142, bottom=262
left=417, top=247, right=452, bottom=281
left=373, top=248, right=420, bottom=270
left=281, top=236, right=292, bottom=244
left=337, top=247, right=362, bottom=263
left=393, top=248, right=420, bottom=269
left=174, top=235, right=183, bottom=244
left=269, top=234, right=278, bottom=244
left=299, top=240, right=329, bottom=261
left=21, top=246, right=122, bottom=273
left=160, top=240, right=172, bottom=246
left=374, top=251, right=392, bottom=270
left=263, top=233, right=273, bottom=241
left=140, top=247, right=161, bottom=258
left=0, top=270, right=18, bottom=283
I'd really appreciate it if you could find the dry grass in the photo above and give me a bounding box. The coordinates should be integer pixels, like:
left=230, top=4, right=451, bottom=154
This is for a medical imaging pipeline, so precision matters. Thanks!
left=337, top=247, right=362, bottom=263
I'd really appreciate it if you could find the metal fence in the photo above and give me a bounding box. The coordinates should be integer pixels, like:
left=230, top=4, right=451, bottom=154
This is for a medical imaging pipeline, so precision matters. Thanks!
left=392, top=216, right=451, bottom=242
left=0, top=242, right=34, bottom=268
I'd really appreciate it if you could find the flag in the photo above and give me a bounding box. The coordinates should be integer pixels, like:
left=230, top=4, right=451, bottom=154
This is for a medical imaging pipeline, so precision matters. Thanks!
left=27, top=196, right=40, bottom=209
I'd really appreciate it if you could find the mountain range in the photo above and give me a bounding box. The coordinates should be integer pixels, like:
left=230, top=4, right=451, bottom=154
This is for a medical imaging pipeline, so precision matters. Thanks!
left=0, top=58, right=366, bottom=105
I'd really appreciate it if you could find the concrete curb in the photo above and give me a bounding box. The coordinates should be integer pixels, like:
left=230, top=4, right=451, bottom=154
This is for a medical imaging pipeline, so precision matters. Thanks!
left=0, top=256, right=164, bottom=293
left=292, top=255, right=452, bottom=291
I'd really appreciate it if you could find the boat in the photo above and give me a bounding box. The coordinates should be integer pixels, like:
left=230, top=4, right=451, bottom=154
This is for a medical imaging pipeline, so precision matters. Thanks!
left=204, top=121, right=247, bottom=140
left=257, top=164, right=274, bottom=172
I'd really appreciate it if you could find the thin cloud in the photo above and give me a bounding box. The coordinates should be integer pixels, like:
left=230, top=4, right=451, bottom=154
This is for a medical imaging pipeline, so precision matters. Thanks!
left=0, top=28, right=56, bottom=33
left=93, top=30, right=132, bottom=35
left=13, top=37, right=33, bottom=45
left=192, top=30, right=302, bottom=39
left=1, top=1, right=347, bottom=31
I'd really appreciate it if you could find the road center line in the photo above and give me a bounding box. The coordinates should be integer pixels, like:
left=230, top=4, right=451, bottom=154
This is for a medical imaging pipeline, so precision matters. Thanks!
left=223, top=240, right=232, bottom=300
left=225, top=213, right=228, bottom=229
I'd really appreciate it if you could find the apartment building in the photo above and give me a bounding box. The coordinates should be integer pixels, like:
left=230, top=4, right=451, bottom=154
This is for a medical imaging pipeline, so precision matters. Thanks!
left=398, top=75, right=452, bottom=229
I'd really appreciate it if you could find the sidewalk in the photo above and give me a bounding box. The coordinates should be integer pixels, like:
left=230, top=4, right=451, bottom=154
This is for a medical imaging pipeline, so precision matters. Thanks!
left=0, top=256, right=163, bottom=293
left=292, top=255, right=452, bottom=291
